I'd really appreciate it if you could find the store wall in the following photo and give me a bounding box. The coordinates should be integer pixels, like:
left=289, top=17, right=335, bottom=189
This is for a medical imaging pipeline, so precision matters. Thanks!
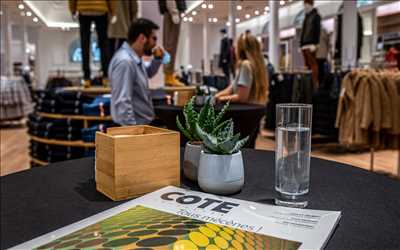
left=175, top=22, right=224, bottom=73
left=36, top=28, right=84, bottom=88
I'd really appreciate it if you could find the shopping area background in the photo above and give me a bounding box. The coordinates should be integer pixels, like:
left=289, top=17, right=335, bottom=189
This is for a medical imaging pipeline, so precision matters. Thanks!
left=0, top=0, right=399, bottom=176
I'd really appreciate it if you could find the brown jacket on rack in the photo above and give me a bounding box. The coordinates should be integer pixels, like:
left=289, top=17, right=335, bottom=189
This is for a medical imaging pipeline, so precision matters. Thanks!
left=336, top=69, right=400, bottom=149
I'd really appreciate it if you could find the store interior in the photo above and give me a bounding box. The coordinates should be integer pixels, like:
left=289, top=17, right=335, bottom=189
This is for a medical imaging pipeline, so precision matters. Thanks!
left=1, top=0, right=399, bottom=177
left=1, top=0, right=400, bottom=249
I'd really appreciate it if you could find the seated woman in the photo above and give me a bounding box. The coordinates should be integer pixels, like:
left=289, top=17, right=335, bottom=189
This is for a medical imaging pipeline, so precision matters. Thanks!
left=215, top=34, right=269, bottom=105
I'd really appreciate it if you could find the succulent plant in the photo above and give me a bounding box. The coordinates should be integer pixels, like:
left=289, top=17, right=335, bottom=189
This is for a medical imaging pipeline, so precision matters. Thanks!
left=196, top=119, right=249, bottom=155
left=176, top=96, right=230, bottom=142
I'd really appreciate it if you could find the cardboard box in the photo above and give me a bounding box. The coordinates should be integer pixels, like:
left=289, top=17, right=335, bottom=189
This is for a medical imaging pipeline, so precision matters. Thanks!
left=95, top=125, right=180, bottom=201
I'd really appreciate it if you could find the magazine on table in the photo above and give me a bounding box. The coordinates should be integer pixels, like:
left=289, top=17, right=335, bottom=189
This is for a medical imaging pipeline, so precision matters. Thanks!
left=10, top=186, right=341, bottom=250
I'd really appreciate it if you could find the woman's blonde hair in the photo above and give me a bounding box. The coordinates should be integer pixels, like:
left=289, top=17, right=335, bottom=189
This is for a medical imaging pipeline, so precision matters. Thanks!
left=236, top=34, right=268, bottom=104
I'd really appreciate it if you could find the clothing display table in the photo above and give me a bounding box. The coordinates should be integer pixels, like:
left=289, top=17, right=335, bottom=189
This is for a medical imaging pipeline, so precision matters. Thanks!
left=154, top=104, right=265, bottom=148
left=0, top=76, right=33, bottom=121
left=1, top=149, right=400, bottom=250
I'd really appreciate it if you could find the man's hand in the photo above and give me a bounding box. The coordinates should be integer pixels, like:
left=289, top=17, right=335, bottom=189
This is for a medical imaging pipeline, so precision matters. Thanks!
left=153, top=46, right=165, bottom=59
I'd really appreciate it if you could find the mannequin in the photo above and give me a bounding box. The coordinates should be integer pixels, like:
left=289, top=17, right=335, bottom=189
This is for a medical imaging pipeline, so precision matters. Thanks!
left=69, top=0, right=116, bottom=87
left=158, top=0, right=187, bottom=87
left=108, top=0, right=138, bottom=57
left=218, top=28, right=232, bottom=81
left=300, top=0, right=321, bottom=89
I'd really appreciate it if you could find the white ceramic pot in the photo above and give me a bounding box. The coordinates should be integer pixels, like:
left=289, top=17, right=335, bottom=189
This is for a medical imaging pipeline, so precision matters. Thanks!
left=198, top=150, right=244, bottom=195
left=183, top=142, right=202, bottom=181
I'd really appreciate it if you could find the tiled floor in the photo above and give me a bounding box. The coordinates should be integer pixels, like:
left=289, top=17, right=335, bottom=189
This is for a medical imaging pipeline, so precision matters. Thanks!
left=1, top=126, right=399, bottom=178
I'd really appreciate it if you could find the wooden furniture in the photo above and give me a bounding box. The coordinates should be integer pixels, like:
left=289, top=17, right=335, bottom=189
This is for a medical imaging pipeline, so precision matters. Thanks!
left=95, top=125, right=180, bottom=201
left=162, top=86, right=196, bottom=106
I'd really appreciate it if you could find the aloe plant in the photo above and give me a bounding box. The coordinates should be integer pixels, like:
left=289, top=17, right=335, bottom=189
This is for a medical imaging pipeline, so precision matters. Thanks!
left=176, top=97, right=230, bottom=142
left=196, top=119, right=249, bottom=155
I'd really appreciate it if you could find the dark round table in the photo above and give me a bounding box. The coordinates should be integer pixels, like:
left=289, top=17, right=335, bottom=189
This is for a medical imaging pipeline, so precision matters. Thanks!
left=154, top=104, right=265, bottom=148
left=1, top=150, right=400, bottom=250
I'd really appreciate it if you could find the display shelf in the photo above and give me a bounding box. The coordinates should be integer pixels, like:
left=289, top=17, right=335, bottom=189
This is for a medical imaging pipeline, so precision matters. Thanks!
left=30, top=135, right=95, bottom=147
left=61, top=86, right=111, bottom=94
left=31, top=157, right=49, bottom=166
left=162, top=86, right=196, bottom=92
left=37, top=112, right=112, bottom=121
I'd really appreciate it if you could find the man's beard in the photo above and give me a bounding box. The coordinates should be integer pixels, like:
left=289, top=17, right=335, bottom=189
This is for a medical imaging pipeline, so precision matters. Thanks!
left=143, top=43, right=153, bottom=56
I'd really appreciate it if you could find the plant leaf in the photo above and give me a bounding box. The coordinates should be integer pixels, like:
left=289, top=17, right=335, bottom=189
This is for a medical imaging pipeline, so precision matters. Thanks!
left=217, top=133, right=240, bottom=154
left=176, top=116, right=193, bottom=141
left=196, top=123, right=219, bottom=152
left=212, top=119, right=231, bottom=135
left=230, top=136, right=249, bottom=154
left=214, top=101, right=230, bottom=126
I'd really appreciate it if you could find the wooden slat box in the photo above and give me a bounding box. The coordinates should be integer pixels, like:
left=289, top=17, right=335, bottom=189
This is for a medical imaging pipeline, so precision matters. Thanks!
left=95, top=125, right=180, bottom=201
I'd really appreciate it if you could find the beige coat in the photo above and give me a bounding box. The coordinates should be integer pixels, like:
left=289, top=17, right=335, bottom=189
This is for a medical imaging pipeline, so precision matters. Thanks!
left=108, top=0, right=138, bottom=39
left=336, top=70, right=400, bottom=148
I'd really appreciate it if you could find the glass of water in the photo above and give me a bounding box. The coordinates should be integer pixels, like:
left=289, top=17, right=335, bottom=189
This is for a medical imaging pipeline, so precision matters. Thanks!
left=275, top=104, right=312, bottom=208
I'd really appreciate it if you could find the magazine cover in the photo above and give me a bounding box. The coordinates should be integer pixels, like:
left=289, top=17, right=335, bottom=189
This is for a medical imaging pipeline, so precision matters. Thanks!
left=10, top=186, right=341, bottom=250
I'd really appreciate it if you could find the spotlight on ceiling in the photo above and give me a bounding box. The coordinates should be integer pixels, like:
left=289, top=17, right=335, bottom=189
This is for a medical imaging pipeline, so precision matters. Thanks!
left=33, top=17, right=38, bottom=23
left=245, top=14, right=250, bottom=19
left=226, top=21, right=231, bottom=26
left=280, top=0, right=285, bottom=5
left=208, top=4, right=213, bottom=9
left=192, top=11, right=197, bottom=16
left=18, top=4, right=24, bottom=10
left=188, top=17, right=193, bottom=22
left=201, top=3, right=207, bottom=8
left=213, top=17, right=218, bottom=23
left=236, top=5, right=242, bottom=11
left=235, top=18, right=240, bottom=23
left=265, top=6, right=270, bottom=11
left=180, top=13, right=185, bottom=18
left=254, top=10, right=260, bottom=15
left=208, top=17, right=212, bottom=22
left=26, top=11, right=32, bottom=17
left=183, top=16, right=188, bottom=22
left=20, top=12, right=26, bottom=16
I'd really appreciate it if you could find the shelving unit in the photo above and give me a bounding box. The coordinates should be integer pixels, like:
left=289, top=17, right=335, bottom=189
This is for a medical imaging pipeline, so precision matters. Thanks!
left=31, top=157, right=49, bottom=166
left=29, top=87, right=114, bottom=166
left=30, top=135, right=95, bottom=147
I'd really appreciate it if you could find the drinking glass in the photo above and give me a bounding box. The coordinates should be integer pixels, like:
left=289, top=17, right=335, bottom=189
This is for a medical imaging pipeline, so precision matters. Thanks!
left=275, top=104, right=312, bottom=208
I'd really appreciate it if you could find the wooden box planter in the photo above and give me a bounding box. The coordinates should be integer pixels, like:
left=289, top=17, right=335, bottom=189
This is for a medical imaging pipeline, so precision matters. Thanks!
left=95, top=125, right=180, bottom=201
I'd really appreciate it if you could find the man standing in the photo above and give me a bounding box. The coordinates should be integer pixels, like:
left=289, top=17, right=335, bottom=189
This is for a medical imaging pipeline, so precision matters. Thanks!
left=109, top=18, right=165, bottom=125
left=218, top=28, right=232, bottom=81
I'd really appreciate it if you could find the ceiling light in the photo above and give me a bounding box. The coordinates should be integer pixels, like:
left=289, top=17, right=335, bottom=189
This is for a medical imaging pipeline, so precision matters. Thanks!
left=183, top=16, right=188, bottom=22
left=245, top=14, right=250, bottom=19
left=208, top=17, right=212, bottom=22
left=33, top=17, right=38, bottom=22
left=280, top=0, right=285, bottom=5
left=201, top=3, right=207, bottom=8
left=265, top=6, right=270, bottom=11
left=254, top=10, right=260, bottom=15
left=235, top=18, right=240, bottom=23
left=192, top=11, right=197, bottom=16
left=264, top=11, right=268, bottom=15
left=0, top=10, right=3, bottom=16
left=188, top=17, right=193, bottom=22
left=26, top=11, right=32, bottom=17
left=207, top=4, right=213, bottom=9
left=18, top=4, right=24, bottom=10
left=180, top=13, right=185, bottom=18
left=237, top=5, right=242, bottom=10
left=213, top=17, right=218, bottom=23
left=20, top=12, right=26, bottom=16
left=226, top=21, right=231, bottom=26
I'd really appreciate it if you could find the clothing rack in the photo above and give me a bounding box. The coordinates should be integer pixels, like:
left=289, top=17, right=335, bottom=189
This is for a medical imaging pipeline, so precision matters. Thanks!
left=336, top=68, right=400, bottom=177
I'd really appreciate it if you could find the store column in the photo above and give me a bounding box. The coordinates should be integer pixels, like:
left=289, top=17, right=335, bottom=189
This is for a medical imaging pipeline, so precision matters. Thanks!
left=341, top=0, right=358, bottom=68
left=228, top=0, right=236, bottom=40
left=203, top=14, right=210, bottom=75
left=268, top=0, right=280, bottom=70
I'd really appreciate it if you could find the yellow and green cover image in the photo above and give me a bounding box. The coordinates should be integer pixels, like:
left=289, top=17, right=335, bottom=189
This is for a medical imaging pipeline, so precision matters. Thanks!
left=36, top=205, right=301, bottom=250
